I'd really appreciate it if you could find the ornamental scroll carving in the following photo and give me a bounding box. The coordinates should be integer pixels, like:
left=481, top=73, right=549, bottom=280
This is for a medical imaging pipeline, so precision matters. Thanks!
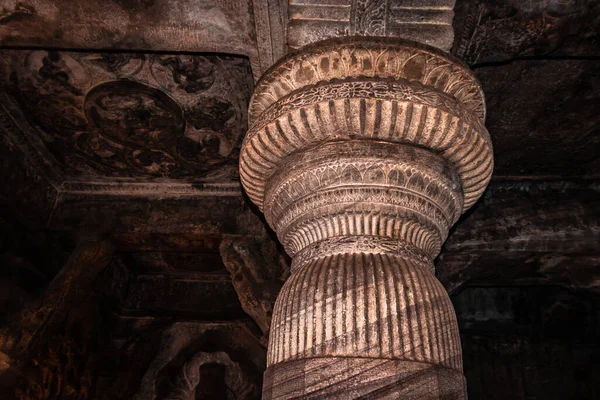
left=240, top=36, right=493, bottom=399
left=0, top=51, right=253, bottom=181
left=288, top=0, right=456, bottom=51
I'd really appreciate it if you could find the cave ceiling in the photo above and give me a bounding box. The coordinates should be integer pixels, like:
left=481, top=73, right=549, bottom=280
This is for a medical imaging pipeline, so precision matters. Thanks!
left=0, top=0, right=598, bottom=290
left=0, top=51, right=253, bottom=181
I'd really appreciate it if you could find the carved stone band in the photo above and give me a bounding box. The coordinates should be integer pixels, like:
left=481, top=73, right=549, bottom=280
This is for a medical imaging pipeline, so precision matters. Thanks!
left=291, top=236, right=433, bottom=272
left=264, top=140, right=462, bottom=258
left=263, top=357, right=466, bottom=400
left=249, top=36, right=486, bottom=126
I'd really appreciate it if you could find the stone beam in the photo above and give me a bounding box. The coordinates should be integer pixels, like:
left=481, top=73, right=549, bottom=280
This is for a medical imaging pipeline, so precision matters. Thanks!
left=439, top=180, right=600, bottom=294
left=445, top=180, right=599, bottom=254
left=0, top=0, right=251, bottom=53
left=0, top=0, right=286, bottom=77
left=288, top=0, right=456, bottom=51
left=440, top=252, right=600, bottom=296
left=47, top=183, right=263, bottom=237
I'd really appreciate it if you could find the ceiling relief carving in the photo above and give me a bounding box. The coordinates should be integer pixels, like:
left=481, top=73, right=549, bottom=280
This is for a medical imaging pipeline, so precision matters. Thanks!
left=453, top=0, right=599, bottom=64
left=0, top=0, right=285, bottom=79
left=128, top=322, right=264, bottom=400
left=288, top=0, right=455, bottom=51
left=1, top=51, right=253, bottom=181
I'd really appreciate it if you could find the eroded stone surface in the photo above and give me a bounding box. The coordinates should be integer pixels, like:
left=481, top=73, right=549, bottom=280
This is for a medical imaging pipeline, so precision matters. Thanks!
left=220, top=237, right=290, bottom=344
left=455, top=285, right=600, bottom=400
left=453, top=0, right=600, bottom=64
left=0, top=51, right=253, bottom=181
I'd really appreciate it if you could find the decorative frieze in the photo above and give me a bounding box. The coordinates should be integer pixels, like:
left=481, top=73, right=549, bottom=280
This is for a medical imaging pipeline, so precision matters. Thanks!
left=288, top=0, right=456, bottom=51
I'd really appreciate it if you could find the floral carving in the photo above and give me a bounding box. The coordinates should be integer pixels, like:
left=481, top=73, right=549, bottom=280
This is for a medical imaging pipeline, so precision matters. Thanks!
left=2, top=50, right=253, bottom=181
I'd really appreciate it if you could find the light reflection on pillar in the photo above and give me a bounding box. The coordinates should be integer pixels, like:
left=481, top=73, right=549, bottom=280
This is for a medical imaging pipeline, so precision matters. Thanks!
left=240, top=37, right=493, bottom=399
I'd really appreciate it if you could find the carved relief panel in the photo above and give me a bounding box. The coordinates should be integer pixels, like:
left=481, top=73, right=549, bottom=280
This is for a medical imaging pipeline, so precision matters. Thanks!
left=0, top=51, right=254, bottom=181
left=288, top=0, right=456, bottom=51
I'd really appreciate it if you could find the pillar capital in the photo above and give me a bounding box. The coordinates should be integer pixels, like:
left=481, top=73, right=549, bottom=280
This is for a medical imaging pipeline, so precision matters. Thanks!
left=242, top=36, right=492, bottom=215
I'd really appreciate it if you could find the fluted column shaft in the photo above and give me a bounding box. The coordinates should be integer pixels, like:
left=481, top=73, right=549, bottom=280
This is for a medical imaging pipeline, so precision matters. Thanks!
left=261, top=139, right=467, bottom=398
left=264, top=252, right=465, bottom=399
left=240, top=37, right=493, bottom=399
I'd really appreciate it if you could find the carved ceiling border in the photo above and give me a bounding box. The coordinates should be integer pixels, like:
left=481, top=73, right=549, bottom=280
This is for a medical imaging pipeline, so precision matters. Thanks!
left=0, top=94, right=244, bottom=196
left=0, top=94, right=254, bottom=238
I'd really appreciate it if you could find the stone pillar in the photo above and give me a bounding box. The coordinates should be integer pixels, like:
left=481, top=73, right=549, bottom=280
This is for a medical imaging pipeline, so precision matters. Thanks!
left=240, top=37, right=492, bottom=399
